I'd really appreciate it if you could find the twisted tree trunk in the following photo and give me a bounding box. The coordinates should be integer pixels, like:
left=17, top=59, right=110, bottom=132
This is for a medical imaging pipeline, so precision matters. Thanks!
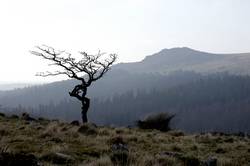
left=69, top=84, right=90, bottom=123
left=81, top=97, right=90, bottom=123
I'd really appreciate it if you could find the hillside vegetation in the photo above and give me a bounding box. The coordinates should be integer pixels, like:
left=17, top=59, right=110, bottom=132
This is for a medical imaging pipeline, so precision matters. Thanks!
left=3, top=72, right=250, bottom=133
left=0, top=114, right=250, bottom=166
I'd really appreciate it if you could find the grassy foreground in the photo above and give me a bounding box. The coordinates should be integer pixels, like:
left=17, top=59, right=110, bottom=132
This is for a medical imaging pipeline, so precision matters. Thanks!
left=0, top=114, right=249, bottom=166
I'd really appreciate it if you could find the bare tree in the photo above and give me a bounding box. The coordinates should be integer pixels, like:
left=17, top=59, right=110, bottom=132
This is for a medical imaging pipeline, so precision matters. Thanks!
left=31, top=45, right=117, bottom=123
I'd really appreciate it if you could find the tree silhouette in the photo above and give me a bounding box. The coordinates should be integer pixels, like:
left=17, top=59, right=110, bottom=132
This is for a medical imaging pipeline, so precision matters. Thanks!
left=31, top=45, right=117, bottom=123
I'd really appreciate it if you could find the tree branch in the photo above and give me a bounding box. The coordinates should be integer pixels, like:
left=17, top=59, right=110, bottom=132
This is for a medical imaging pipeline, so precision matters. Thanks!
left=31, top=45, right=117, bottom=88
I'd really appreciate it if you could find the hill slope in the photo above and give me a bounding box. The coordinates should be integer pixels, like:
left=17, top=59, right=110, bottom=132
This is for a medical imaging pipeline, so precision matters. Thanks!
left=0, top=114, right=249, bottom=165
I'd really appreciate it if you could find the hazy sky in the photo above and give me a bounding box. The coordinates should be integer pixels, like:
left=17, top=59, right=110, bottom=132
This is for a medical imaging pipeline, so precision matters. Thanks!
left=0, top=0, right=250, bottom=83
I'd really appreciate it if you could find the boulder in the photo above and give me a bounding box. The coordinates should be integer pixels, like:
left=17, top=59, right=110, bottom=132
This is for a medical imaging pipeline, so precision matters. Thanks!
left=202, top=157, right=217, bottom=166
left=0, top=152, right=38, bottom=166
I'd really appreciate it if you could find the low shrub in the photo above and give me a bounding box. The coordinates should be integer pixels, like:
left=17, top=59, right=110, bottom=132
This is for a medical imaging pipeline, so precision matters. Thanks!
left=0, top=112, right=5, bottom=117
left=137, top=112, right=175, bottom=131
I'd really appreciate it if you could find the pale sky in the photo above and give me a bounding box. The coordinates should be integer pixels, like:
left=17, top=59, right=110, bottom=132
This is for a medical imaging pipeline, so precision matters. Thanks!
left=0, top=0, right=250, bottom=83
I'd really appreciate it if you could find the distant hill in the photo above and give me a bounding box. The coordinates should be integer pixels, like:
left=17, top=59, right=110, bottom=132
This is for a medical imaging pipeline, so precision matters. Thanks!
left=114, top=47, right=250, bottom=75
left=2, top=72, right=250, bottom=133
